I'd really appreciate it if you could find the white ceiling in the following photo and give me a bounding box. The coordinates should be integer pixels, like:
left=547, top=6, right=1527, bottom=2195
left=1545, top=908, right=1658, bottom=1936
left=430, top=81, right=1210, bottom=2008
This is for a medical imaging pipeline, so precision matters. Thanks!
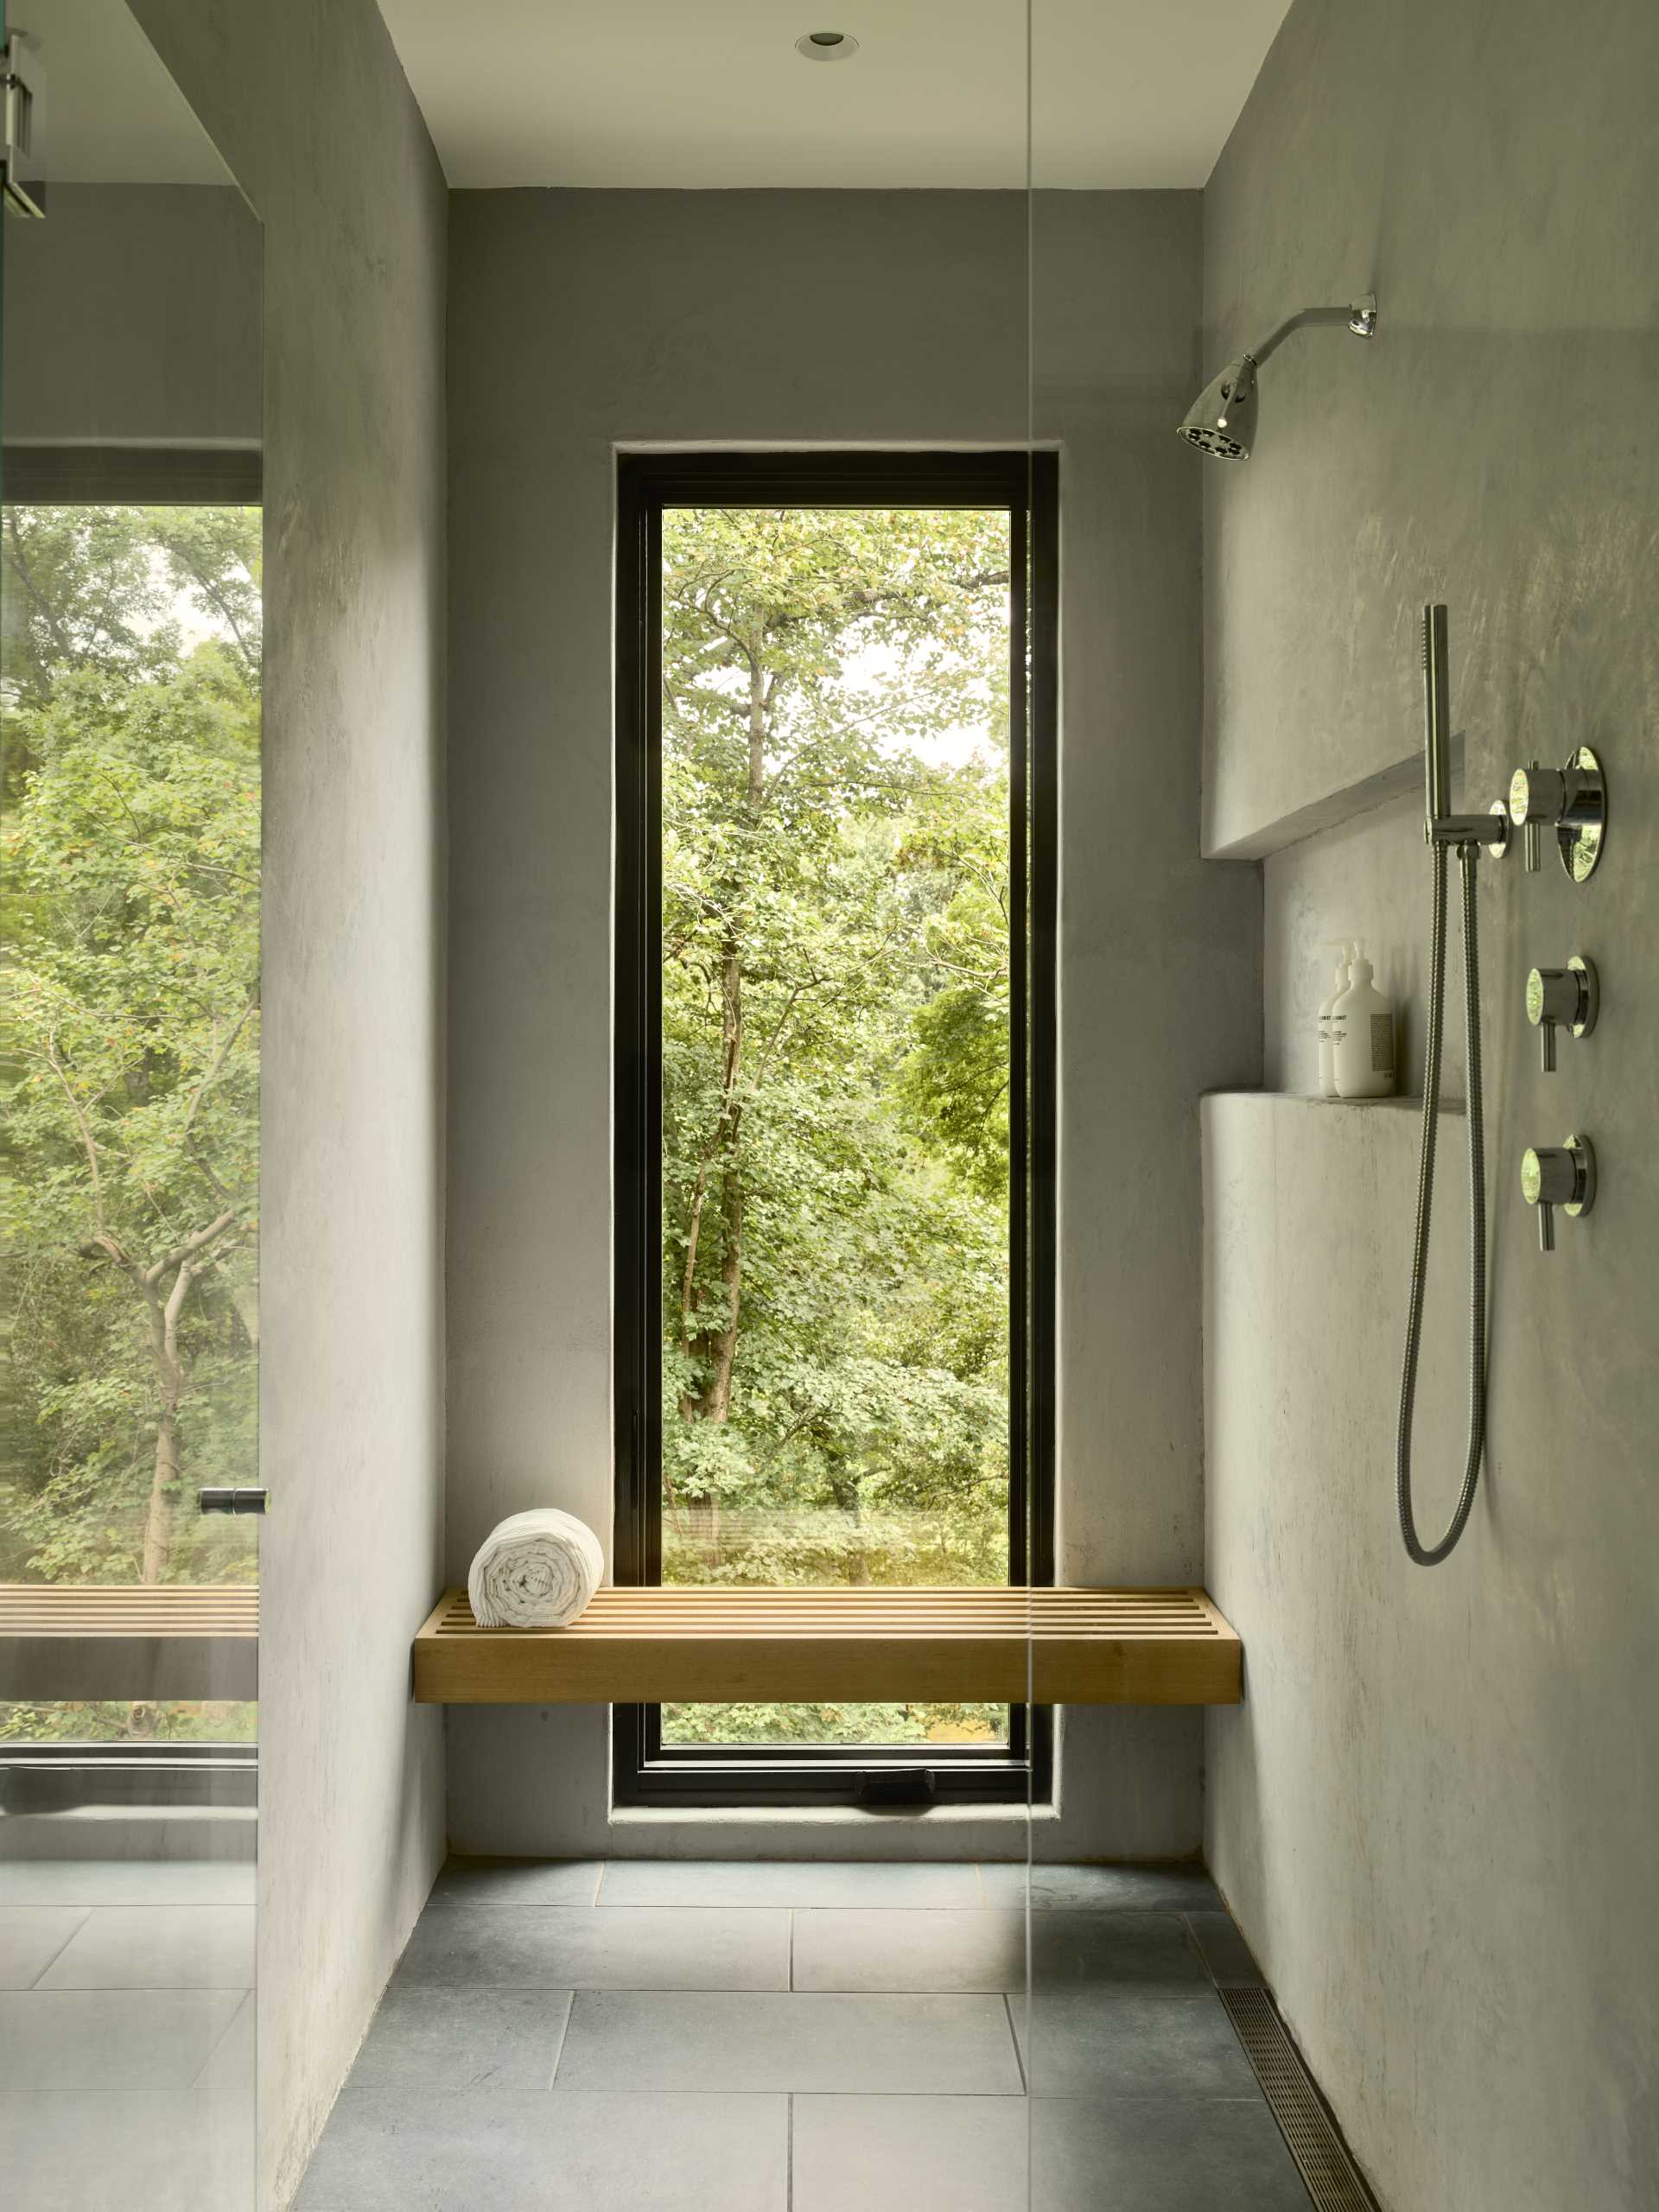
left=16, top=0, right=232, bottom=184
left=378, top=0, right=1294, bottom=191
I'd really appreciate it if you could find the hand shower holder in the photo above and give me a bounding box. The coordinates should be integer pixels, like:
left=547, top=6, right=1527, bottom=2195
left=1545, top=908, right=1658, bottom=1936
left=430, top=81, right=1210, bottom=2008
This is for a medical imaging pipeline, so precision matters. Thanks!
left=1420, top=606, right=1514, bottom=857
left=1427, top=802, right=1505, bottom=854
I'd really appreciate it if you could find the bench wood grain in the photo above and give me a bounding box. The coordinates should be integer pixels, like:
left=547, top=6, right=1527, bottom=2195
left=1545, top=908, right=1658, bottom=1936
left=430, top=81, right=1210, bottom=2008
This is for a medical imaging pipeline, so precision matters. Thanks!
left=412, top=1585, right=1242, bottom=1707
left=0, top=1583, right=258, bottom=1702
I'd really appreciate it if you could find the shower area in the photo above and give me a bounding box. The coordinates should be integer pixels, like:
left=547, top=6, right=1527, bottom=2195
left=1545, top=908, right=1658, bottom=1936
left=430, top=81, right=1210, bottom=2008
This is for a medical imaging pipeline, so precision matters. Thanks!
left=2, top=3, right=1656, bottom=2209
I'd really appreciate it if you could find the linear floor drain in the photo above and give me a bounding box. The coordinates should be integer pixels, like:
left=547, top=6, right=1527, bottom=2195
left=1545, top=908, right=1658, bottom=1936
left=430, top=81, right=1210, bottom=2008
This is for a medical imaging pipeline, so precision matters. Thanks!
left=1220, top=1986, right=1380, bottom=2212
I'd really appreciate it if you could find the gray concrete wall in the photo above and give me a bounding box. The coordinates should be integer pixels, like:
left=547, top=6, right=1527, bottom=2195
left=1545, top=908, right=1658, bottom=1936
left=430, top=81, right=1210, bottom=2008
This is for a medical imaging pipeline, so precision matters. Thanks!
left=445, top=188, right=1260, bottom=1860
left=1201, top=3, right=1659, bottom=2207
left=3, top=183, right=260, bottom=449
left=125, top=9, right=448, bottom=2206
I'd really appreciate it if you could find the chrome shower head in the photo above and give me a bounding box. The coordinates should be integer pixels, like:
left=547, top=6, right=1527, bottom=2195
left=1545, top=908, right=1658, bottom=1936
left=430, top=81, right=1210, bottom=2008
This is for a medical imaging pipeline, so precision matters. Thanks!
left=1178, top=295, right=1376, bottom=461
left=1177, top=357, right=1257, bottom=460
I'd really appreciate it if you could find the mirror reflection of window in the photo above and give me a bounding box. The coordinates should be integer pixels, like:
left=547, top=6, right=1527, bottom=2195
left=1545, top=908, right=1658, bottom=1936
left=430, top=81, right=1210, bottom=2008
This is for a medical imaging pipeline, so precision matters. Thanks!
left=0, top=501, right=261, bottom=1748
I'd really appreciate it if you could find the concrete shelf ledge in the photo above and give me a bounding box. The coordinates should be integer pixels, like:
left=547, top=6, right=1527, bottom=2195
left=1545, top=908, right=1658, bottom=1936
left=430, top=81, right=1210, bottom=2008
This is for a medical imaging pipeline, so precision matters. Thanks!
left=1206, top=1090, right=1465, bottom=1118
left=1203, top=736, right=1463, bottom=861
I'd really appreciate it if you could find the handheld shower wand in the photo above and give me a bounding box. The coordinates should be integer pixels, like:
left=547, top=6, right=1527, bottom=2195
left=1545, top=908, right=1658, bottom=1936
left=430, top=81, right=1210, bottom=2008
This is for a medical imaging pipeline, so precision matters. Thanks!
left=1395, top=606, right=1491, bottom=1565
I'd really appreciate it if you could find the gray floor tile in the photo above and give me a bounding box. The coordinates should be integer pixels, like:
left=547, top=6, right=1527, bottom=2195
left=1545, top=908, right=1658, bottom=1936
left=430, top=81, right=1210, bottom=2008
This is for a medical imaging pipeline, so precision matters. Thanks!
left=0, top=1906, right=90, bottom=1989
left=38, top=1904, right=255, bottom=1990
left=979, top=1863, right=1222, bottom=1912
left=429, top=1857, right=602, bottom=1909
left=1032, top=2094, right=1313, bottom=2209
left=0, top=2089, right=254, bottom=2212
left=792, top=1904, right=1209, bottom=1998
left=0, top=1859, right=255, bottom=1907
left=1185, top=1910, right=1264, bottom=1986
left=792, top=2091, right=1311, bottom=2210
left=794, top=1909, right=1027, bottom=1993
left=394, top=1904, right=787, bottom=1990
left=0, top=1988, right=246, bottom=2088
left=294, top=2087, right=787, bottom=2211
left=792, top=2094, right=1029, bottom=2212
left=600, top=1858, right=982, bottom=1909
left=193, top=1990, right=256, bottom=2100
left=355, top=1986, right=574, bottom=2089
left=1029, top=1910, right=1211, bottom=1990
left=556, top=1989, right=1023, bottom=2094
left=1018, top=1982, right=1259, bottom=2101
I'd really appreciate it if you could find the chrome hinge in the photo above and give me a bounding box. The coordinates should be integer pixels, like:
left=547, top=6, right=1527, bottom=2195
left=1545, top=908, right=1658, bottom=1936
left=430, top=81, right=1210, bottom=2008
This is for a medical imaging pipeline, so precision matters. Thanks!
left=198, top=1486, right=270, bottom=1516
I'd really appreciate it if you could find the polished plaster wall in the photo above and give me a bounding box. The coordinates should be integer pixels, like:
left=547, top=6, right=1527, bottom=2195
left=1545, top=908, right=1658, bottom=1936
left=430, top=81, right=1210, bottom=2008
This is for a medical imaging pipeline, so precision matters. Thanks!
left=1202, top=3, right=1659, bottom=2207
left=2, top=183, right=260, bottom=449
left=126, top=8, right=448, bottom=2204
left=444, top=188, right=1261, bottom=1859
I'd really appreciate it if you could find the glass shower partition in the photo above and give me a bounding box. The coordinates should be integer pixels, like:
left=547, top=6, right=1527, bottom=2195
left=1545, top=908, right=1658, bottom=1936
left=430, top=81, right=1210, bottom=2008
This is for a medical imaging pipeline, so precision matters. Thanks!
left=0, top=8, right=263, bottom=2207
left=1018, top=7, right=1281, bottom=2202
left=613, top=36, right=1047, bottom=1834
left=595, top=4, right=1046, bottom=2198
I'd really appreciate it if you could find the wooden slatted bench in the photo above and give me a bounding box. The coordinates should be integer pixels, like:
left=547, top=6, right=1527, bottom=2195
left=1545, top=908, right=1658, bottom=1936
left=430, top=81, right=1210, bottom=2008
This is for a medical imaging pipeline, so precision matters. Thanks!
left=0, top=1584, right=259, bottom=1702
left=412, top=1586, right=1242, bottom=1707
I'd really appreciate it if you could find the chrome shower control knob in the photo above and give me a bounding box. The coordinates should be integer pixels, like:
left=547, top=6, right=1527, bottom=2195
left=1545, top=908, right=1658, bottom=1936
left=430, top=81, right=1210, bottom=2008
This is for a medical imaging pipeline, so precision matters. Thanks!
left=1526, top=954, right=1598, bottom=1072
left=1509, top=763, right=1564, bottom=824
left=1510, top=762, right=1557, bottom=873
left=1520, top=1132, right=1596, bottom=1253
left=1507, top=748, right=1607, bottom=882
left=1520, top=1146, right=1578, bottom=1207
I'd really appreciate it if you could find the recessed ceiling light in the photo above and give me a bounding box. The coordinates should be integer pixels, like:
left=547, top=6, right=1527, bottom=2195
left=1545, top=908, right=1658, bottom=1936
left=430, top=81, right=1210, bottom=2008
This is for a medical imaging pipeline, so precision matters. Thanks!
left=796, top=30, right=859, bottom=61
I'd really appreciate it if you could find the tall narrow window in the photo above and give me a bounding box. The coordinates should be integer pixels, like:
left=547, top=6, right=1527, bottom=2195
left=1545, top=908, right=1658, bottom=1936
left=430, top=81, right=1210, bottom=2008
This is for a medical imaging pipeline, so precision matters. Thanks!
left=615, top=453, right=1055, bottom=1807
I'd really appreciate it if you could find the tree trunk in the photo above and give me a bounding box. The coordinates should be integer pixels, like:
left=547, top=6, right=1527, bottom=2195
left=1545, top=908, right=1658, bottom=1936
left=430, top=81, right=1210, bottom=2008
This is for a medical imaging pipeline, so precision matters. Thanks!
left=679, top=645, right=765, bottom=1424
left=141, top=1399, right=181, bottom=1586
left=682, top=938, right=745, bottom=1420
left=137, top=1259, right=195, bottom=1586
left=703, top=1092, right=743, bottom=1421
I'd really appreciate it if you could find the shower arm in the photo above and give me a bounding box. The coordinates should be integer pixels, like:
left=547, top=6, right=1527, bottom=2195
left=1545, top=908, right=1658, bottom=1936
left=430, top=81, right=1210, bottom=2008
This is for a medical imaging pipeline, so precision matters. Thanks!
left=1244, top=295, right=1379, bottom=370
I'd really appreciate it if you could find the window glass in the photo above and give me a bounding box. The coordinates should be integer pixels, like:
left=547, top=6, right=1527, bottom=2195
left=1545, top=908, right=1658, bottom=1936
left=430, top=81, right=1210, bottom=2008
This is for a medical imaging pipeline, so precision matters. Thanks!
left=656, top=504, right=1013, bottom=1753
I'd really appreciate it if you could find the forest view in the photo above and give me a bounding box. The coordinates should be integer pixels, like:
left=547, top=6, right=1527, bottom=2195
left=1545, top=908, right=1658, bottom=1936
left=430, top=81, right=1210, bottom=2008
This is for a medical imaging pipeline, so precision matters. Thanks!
left=0, top=505, right=261, bottom=1743
left=657, top=505, right=1018, bottom=1751
left=0, top=499, right=1020, bottom=1756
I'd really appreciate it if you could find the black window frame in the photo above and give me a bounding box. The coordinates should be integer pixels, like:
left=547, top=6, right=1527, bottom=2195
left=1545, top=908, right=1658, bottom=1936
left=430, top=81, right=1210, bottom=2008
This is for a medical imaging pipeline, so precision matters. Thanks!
left=613, top=448, right=1057, bottom=1810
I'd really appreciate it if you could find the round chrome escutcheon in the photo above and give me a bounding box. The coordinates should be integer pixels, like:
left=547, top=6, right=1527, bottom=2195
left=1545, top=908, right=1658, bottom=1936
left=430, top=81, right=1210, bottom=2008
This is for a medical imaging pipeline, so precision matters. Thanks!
left=1563, top=1131, right=1596, bottom=1217
left=1561, top=745, right=1605, bottom=884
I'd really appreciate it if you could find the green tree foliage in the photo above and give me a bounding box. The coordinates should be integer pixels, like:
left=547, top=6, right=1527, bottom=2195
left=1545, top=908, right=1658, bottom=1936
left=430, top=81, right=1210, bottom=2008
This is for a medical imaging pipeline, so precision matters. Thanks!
left=0, top=500, right=1018, bottom=1759
left=656, top=505, right=1018, bottom=1747
left=1, top=506, right=261, bottom=1661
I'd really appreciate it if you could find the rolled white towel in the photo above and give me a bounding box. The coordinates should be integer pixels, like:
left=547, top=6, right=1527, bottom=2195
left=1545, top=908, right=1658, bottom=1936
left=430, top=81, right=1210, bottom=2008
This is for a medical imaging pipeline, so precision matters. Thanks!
left=467, top=1509, right=605, bottom=1630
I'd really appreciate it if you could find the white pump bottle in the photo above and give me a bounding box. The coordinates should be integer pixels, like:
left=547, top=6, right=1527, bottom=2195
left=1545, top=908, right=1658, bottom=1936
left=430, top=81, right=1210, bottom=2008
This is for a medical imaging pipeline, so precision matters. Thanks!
left=1317, top=941, right=1353, bottom=1099
left=1332, top=942, right=1395, bottom=1099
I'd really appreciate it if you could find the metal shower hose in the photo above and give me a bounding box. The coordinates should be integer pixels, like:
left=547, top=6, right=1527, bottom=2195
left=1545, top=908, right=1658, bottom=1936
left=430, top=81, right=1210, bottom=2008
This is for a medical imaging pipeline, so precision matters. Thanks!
left=1395, top=838, right=1488, bottom=1565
